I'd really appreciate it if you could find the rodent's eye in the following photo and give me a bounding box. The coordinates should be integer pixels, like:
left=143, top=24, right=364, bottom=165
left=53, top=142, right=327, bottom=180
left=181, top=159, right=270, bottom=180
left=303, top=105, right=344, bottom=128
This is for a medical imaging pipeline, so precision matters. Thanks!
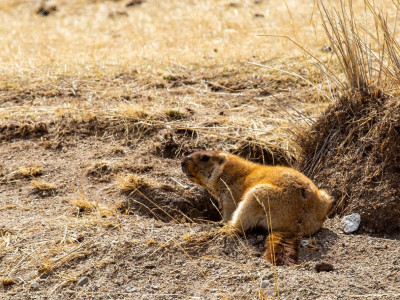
left=200, top=155, right=210, bottom=162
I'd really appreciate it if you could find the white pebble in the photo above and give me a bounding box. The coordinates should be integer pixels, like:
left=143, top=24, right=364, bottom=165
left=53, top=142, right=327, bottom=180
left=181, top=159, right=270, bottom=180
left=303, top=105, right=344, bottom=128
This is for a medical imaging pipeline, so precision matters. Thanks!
left=30, top=281, right=39, bottom=290
left=341, top=213, right=361, bottom=233
left=77, top=276, right=89, bottom=286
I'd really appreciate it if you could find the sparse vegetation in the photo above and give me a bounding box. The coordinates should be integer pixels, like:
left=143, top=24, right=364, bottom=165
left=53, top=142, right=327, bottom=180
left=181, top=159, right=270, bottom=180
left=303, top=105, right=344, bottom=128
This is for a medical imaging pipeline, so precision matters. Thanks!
left=71, top=198, right=97, bottom=215
left=1, top=0, right=400, bottom=299
left=31, top=179, right=57, bottom=191
left=298, top=1, right=400, bottom=233
left=1, top=277, right=16, bottom=287
left=165, top=109, right=188, bottom=120
left=318, top=0, right=400, bottom=96
left=117, top=173, right=155, bottom=192
left=15, top=164, right=43, bottom=178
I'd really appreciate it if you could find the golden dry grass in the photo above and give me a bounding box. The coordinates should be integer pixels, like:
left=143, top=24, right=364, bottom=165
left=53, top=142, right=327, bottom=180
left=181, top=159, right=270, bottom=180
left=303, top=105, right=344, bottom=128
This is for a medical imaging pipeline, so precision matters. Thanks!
left=0, top=277, right=16, bottom=287
left=31, top=179, right=57, bottom=191
left=0, top=0, right=397, bottom=81
left=1, top=0, right=315, bottom=78
left=71, top=197, right=97, bottom=214
left=117, top=173, right=155, bottom=192
left=1, top=1, right=400, bottom=299
left=0, top=0, right=397, bottom=164
left=320, top=0, right=400, bottom=96
left=15, top=164, right=43, bottom=178
left=71, top=192, right=115, bottom=217
left=70, top=187, right=110, bottom=215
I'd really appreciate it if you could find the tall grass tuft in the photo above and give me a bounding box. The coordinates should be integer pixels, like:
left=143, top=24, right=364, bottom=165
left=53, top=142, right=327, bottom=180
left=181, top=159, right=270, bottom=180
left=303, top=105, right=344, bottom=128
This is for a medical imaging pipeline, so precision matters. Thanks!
left=319, top=0, right=400, bottom=97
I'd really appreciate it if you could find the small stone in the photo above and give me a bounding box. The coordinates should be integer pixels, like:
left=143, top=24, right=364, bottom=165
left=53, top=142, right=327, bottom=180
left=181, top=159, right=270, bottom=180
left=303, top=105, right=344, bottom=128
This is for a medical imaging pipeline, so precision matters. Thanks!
left=127, top=287, right=137, bottom=292
left=30, top=281, right=40, bottom=290
left=35, top=4, right=57, bottom=16
left=261, top=280, right=271, bottom=288
left=126, top=0, right=145, bottom=7
left=300, top=239, right=310, bottom=247
left=144, top=265, right=156, bottom=269
left=315, top=262, right=334, bottom=273
left=321, top=44, right=333, bottom=52
left=373, top=244, right=388, bottom=250
left=151, top=285, right=159, bottom=290
left=341, top=213, right=361, bottom=233
left=77, top=276, right=89, bottom=286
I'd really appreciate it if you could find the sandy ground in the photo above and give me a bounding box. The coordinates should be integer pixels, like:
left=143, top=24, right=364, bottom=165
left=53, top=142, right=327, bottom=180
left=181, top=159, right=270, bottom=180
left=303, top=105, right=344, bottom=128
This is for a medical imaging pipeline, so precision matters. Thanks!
left=1, top=68, right=399, bottom=300
left=1, top=1, right=400, bottom=299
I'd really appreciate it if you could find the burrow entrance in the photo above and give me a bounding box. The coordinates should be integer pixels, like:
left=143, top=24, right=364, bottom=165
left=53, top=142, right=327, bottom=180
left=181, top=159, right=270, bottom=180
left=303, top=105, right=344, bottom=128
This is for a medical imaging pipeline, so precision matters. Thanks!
left=117, top=175, right=221, bottom=223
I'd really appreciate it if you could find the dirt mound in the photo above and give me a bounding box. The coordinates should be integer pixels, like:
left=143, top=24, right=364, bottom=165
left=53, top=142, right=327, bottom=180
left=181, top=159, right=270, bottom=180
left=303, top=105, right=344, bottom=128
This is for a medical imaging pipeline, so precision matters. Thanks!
left=298, top=94, right=400, bottom=233
left=0, top=122, right=48, bottom=141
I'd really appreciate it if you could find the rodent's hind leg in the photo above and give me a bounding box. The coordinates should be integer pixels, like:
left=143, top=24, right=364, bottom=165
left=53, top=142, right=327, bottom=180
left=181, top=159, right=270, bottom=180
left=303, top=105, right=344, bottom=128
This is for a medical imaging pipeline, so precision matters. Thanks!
left=219, top=196, right=261, bottom=236
left=228, top=191, right=265, bottom=234
left=220, top=184, right=278, bottom=236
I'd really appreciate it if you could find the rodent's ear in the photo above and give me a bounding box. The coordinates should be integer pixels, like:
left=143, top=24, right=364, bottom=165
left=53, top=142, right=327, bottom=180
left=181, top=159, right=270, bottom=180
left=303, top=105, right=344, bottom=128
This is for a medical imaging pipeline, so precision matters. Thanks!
left=217, top=153, right=228, bottom=165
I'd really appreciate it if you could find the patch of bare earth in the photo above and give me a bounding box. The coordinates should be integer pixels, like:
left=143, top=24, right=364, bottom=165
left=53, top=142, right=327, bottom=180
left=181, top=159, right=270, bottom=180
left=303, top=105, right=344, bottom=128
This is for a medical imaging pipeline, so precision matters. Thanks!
left=0, top=66, right=399, bottom=300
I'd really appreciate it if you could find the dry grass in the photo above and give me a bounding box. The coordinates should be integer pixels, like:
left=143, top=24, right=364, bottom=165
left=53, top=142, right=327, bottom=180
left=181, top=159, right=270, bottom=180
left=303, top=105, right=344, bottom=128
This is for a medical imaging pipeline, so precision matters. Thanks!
left=1, top=0, right=400, bottom=299
left=0, top=0, right=395, bottom=88
left=70, top=188, right=114, bottom=217
left=297, top=0, right=400, bottom=175
left=297, top=2, right=400, bottom=234
left=117, top=173, right=155, bottom=192
left=71, top=197, right=97, bottom=214
left=15, top=164, right=43, bottom=178
left=0, top=5, right=375, bottom=204
left=0, top=211, right=121, bottom=295
left=164, top=108, right=188, bottom=120
left=31, top=179, right=57, bottom=191
left=0, top=1, right=397, bottom=101
left=1, top=277, right=16, bottom=287
left=118, top=104, right=150, bottom=121
left=0, top=204, right=18, bottom=211
left=0, top=0, right=325, bottom=79
left=3, top=1, right=385, bottom=165
left=319, top=0, right=400, bottom=96
left=85, top=161, right=113, bottom=179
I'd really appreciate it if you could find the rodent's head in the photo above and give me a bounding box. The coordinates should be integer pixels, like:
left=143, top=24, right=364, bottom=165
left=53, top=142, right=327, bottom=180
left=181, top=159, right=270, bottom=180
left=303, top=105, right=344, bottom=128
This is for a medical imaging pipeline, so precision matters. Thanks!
left=181, top=150, right=228, bottom=188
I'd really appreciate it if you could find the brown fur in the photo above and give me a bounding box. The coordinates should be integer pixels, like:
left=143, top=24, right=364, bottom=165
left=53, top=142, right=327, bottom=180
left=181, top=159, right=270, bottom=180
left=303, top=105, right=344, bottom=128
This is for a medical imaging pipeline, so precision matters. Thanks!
left=264, top=233, right=300, bottom=266
left=181, top=151, right=332, bottom=266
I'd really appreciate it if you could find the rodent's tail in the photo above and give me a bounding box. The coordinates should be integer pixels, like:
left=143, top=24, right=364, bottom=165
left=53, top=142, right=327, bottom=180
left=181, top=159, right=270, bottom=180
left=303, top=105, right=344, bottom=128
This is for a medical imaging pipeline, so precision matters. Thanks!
left=318, top=189, right=334, bottom=217
left=319, top=189, right=333, bottom=206
left=264, top=232, right=300, bottom=266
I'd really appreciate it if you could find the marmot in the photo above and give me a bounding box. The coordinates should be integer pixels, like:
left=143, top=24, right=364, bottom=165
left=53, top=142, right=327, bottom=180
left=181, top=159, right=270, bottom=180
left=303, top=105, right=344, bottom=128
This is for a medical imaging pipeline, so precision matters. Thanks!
left=181, top=150, right=332, bottom=266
